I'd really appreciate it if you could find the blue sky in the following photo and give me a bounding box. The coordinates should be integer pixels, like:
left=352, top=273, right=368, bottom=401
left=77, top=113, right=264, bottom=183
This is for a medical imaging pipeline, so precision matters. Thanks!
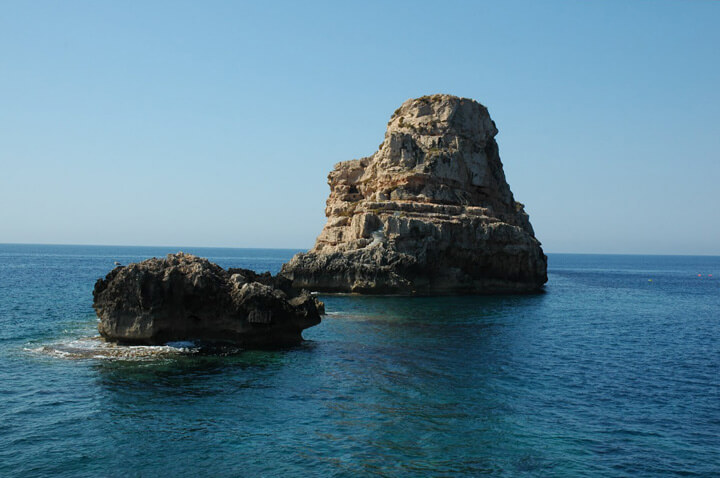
left=1, top=0, right=718, bottom=254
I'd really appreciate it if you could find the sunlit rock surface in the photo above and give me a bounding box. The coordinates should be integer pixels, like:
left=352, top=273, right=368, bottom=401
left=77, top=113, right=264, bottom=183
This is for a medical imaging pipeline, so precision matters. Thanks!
left=282, top=94, right=547, bottom=294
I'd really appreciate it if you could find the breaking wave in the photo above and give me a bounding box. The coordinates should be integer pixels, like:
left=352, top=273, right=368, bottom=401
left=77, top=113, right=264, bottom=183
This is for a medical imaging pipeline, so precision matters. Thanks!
left=26, top=336, right=201, bottom=360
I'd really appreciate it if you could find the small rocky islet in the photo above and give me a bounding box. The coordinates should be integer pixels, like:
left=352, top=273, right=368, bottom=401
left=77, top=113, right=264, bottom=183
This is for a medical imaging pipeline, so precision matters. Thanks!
left=93, top=252, right=323, bottom=346
left=93, top=94, right=547, bottom=347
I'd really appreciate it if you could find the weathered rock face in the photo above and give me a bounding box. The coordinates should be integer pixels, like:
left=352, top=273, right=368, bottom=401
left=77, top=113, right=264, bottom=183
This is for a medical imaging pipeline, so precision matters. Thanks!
left=93, top=253, right=323, bottom=346
left=282, top=94, right=547, bottom=294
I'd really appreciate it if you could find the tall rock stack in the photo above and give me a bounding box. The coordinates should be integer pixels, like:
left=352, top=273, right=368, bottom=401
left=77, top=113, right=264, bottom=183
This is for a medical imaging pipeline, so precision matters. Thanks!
left=282, top=94, right=547, bottom=294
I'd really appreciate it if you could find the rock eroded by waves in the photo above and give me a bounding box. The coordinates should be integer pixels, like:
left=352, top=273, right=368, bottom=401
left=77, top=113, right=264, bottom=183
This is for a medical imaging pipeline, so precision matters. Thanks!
left=282, top=94, right=547, bottom=294
left=93, top=252, right=323, bottom=346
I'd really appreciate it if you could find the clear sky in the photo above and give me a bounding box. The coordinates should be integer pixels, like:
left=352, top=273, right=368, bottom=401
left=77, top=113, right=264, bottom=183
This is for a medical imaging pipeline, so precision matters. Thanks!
left=1, top=0, right=718, bottom=254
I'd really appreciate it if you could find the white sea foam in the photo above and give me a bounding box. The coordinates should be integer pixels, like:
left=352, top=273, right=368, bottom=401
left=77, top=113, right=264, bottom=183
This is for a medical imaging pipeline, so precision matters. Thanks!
left=26, top=336, right=201, bottom=360
left=324, top=311, right=381, bottom=321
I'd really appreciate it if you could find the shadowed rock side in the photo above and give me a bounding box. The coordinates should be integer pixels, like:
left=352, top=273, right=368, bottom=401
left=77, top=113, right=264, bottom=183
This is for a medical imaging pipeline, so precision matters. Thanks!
left=93, top=253, right=323, bottom=346
left=282, top=94, right=547, bottom=294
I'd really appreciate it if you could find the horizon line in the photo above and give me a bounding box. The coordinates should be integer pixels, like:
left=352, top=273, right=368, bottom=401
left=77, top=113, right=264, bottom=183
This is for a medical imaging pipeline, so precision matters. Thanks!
left=1, top=242, right=718, bottom=258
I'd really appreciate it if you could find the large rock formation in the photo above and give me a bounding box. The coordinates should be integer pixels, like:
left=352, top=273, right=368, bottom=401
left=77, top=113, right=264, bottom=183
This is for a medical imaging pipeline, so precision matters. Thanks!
left=93, top=253, right=323, bottom=346
left=282, top=94, right=547, bottom=294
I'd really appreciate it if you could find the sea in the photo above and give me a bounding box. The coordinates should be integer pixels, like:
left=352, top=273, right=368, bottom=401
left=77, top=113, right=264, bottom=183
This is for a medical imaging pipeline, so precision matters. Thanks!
left=0, top=244, right=718, bottom=477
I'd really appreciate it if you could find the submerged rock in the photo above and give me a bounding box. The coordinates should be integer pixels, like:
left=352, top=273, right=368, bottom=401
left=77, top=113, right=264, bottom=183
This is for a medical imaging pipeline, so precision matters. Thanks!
left=282, top=94, right=547, bottom=294
left=93, top=252, right=323, bottom=346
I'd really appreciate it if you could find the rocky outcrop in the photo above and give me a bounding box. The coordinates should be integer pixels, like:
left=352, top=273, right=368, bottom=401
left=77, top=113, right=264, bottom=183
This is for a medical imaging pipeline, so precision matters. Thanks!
left=282, top=94, right=547, bottom=294
left=93, top=252, right=323, bottom=346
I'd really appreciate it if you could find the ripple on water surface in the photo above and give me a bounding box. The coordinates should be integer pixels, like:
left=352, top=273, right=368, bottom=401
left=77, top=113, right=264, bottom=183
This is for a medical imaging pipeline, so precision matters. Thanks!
left=1, top=247, right=719, bottom=477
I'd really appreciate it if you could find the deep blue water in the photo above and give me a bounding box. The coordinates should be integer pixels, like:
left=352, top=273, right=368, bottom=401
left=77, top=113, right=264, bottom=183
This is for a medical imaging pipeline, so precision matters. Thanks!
left=0, top=245, right=718, bottom=477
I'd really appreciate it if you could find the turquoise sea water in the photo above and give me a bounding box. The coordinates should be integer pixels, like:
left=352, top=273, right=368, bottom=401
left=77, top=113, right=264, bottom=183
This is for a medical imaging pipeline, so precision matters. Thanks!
left=0, top=244, right=718, bottom=477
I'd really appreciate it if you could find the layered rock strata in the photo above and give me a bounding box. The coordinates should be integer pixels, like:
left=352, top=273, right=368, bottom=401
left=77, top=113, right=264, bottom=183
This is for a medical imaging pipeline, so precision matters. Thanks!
left=282, top=94, right=547, bottom=294
left=93, top=252, right=323, bottom=346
